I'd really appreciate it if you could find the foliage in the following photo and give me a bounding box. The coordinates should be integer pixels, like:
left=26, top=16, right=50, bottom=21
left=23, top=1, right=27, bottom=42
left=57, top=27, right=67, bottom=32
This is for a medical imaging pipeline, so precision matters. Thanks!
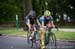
left=32, top=0, right=75, bottom=21
left=0, top=0, right=22, bottom=22
left=0, top=0, right=75, bottom=23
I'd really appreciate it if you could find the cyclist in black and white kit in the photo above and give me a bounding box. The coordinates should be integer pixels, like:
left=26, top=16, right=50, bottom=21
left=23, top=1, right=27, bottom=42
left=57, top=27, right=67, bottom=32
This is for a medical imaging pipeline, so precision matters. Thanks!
left=25, top=10, right=40, bottom=39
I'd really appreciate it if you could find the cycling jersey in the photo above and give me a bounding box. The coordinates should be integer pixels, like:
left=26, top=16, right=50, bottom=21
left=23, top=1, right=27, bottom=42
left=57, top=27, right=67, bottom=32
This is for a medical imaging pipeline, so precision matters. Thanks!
left=26, top=15, right=37, bottom=25
left=25, top=10, right=37, bottom=25
left=39, top=15, right=53, bottom=25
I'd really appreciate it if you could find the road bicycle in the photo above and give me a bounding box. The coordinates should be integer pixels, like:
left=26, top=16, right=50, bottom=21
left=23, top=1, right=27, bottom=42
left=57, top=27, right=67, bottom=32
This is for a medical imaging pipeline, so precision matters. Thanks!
left=27, top=26, right=57, bottom=49
left=27, top=25, right=40, bottom=48
left=44, top=27, right=57, bottom=49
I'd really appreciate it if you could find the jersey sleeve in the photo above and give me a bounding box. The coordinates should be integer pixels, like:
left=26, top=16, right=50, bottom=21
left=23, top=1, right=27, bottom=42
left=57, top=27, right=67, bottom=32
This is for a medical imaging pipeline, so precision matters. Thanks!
left=39, top=16, right=44, bottom=23
left=50, top=16, right=54, bottom=22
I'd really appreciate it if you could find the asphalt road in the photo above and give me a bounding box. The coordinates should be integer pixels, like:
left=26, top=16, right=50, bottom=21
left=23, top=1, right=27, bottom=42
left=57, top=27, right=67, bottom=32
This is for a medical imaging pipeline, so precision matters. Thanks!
left=0, top=36, right=75, bottom=49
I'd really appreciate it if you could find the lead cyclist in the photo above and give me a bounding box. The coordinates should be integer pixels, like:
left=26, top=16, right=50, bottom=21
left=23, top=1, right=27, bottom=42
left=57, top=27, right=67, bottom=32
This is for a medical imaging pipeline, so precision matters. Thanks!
left=39, top=10, right=58, bottom=49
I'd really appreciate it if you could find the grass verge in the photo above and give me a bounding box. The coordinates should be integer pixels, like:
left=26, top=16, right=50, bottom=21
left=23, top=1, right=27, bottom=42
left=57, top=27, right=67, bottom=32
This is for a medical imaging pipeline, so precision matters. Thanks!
left=0, top=28, right=75, bottom=40
left=0, top=28, right=26, bottom=37
left=54, top=31, right=75, bottom=40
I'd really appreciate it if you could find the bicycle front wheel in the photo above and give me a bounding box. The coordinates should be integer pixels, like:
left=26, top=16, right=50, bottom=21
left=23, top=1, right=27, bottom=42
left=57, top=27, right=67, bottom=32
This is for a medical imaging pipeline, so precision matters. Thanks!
left=46, top=32, right=57, bottom=49
left=27, top=31, right=33, bottom=48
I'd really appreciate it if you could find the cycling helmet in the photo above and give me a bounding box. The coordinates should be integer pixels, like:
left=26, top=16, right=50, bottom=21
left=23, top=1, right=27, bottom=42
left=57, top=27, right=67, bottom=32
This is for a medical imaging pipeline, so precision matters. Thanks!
left=29, top=10, right=36, bottom=17
left=44, top=10, right=51, bottom=17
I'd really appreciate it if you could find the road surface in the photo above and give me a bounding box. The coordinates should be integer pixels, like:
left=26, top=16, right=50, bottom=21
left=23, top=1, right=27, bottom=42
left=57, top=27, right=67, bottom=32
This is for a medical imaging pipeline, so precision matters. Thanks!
left=0, top=36, right=75, bottom=49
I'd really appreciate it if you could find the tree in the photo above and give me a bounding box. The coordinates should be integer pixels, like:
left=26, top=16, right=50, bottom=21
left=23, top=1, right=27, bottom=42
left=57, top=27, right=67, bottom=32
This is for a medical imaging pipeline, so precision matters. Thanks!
left=22, top=0, right=32, bottom=30
left=32, top=0, right=75, bottom=22
left=0, top=0, right=22, bottom=23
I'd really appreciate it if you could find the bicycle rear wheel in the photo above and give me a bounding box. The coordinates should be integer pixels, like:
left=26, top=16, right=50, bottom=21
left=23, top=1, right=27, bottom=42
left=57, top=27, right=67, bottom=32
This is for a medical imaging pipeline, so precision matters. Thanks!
left=46, top=32, right=57, bottom=49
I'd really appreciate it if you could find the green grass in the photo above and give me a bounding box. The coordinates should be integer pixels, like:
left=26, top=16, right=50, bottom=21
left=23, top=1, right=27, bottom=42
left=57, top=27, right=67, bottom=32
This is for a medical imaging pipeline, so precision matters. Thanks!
left=0, top=28, right=75, bottom=40
left=59, top=25, right=75, bottom=28
left=54, top=31, right=75, bottom=40
left=0, top=28, right=27, bottom=37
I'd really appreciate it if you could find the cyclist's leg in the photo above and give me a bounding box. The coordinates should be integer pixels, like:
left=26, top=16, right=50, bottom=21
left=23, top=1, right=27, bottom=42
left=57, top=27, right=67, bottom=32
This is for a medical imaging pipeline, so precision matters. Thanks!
left=47, top=22, right=52, bottom=27
left=40, top=27, right=45, bottom=49
left=31, top=25, right=37, bottom=39
left=47, top=23, right=52, bottom=30
left=33, top=25, right=37, bottom=37
left=29, top=26, right=34, bottom=40
left=26, top=21, right=31, bottom=32
left=26, top=22, right=33, bottom=40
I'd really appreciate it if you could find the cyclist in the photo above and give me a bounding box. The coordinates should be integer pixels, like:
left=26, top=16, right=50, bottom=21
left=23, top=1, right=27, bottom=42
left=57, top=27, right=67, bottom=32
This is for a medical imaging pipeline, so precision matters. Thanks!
left=39, top=10, right=58, bottom=49
left=25, top=10, right=40, bottom=39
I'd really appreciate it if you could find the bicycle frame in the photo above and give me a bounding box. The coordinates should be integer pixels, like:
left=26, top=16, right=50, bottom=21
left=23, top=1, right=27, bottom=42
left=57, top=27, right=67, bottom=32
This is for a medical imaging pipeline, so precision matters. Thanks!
left=43, top=27, right=57, bottom=49
left=45, top=27, right=51, bottom=45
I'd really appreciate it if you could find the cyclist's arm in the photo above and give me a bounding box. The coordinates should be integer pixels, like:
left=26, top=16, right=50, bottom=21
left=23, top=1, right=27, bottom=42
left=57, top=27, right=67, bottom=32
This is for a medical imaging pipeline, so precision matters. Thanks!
left=51, top=21, right=55, bottom=28
left=41, top=21, right=46, bottom=28
left=26, top=19, right=31, bottom=29
left=36, top=19, right=41, bottom=27
left=39, top=16, right=46, bottom=28
left=50, top=16, right=55, bottom=28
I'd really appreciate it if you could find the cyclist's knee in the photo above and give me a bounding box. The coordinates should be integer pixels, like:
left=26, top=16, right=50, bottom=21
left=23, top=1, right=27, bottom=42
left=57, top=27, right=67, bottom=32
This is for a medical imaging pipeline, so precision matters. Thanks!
left=40, top=27, right=45, bottom=35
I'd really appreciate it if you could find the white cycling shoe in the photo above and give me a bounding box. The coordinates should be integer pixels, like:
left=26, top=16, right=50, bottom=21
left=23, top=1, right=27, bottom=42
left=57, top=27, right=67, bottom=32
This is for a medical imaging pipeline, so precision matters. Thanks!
left=29, top=36, right=32, bottom=40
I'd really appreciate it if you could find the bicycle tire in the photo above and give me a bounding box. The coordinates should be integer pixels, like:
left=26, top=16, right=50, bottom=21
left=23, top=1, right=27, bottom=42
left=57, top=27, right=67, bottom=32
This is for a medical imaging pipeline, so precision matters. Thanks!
left=46, top=32, right=57, bottom=49
left=36, top=31, right=41, bottom=41
left=33, top=31, right=41, bottom=48
left=27, top=31, right=33, bottom=48
left=27, top=31, right=30, bottom=44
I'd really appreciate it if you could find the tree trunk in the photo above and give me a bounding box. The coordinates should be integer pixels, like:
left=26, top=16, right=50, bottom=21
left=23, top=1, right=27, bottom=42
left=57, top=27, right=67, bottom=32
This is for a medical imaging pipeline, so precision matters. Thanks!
left=22, top=0, right=32, bottom=31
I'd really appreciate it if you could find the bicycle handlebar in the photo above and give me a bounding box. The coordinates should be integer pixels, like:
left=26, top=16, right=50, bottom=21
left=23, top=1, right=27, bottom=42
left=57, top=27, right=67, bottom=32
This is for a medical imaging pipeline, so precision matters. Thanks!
left=32, top=25, right=59, bottom=32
